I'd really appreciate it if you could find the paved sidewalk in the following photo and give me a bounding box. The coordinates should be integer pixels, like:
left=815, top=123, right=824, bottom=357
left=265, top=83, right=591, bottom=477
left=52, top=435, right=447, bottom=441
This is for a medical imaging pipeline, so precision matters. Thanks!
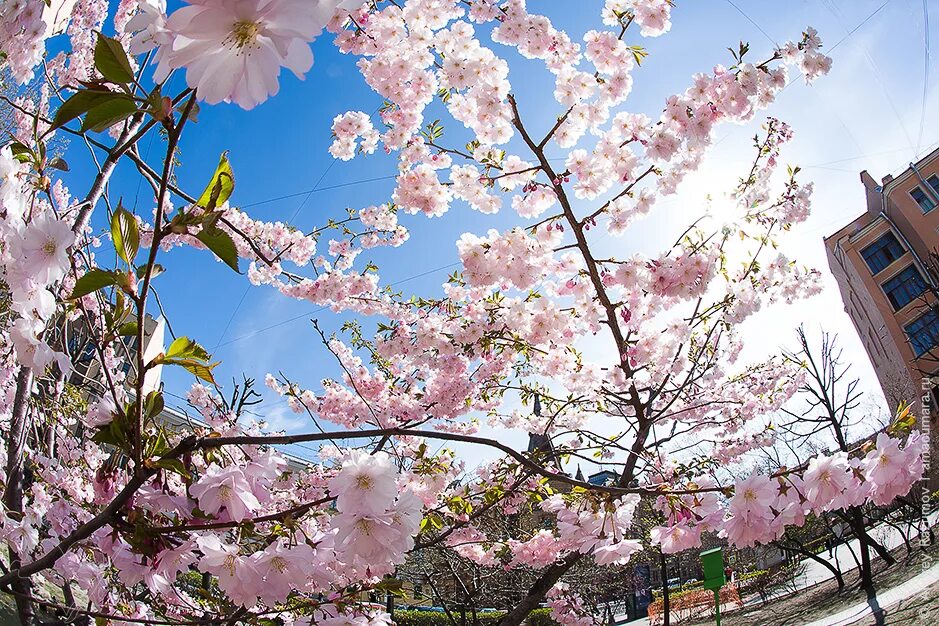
left=616, top=511, right=938, bottom=625
left=794, top=510, right=939, bottom=592
left=801, top=561, right=939, bottom=626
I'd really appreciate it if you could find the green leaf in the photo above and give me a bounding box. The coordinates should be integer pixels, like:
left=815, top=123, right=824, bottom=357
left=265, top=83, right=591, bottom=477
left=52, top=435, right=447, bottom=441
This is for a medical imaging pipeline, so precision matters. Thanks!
left=81, top=97, right=138, bottom=133
left=8, top=142, right=31, bottom=157
left=176, top=359, right=219, bottom=385
left=195, top=225, right=240, bottom=273
left=110, top=205, right=139, bottom=265
left=117, top=321, right=138, bottom=336
left=47, top=156, right=69, bottom=171
left=143, top=391, right=165, bottom=422
left=165, top=336, right=210, bottom=361
left=51, top=89, right=117, bottom=130
left=197, top=152, right=235, bottom=211
left=92, top=412, right=130, bottom=452
left=136, top=263, right=164, bottom=279
left=7, top=141, right=36, bottom=163
left=152, top=457, right=190, bottom=479
left=69, top=269, right=118, bottom=299
left=156, top=355, right=218, bottom=385
left=156, top=338, right=218, bottom=385
left=94, top=32, right=135, bottom=84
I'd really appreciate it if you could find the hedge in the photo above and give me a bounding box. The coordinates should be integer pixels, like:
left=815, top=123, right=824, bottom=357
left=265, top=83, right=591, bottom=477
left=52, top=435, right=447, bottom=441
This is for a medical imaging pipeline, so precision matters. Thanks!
left=526, top=608, right=560, bottom=626
left=391, top=607, right=558, bottom=626
left=651, top=579, right=703, bottom=600
left=647, top=584, right=741, bottom=626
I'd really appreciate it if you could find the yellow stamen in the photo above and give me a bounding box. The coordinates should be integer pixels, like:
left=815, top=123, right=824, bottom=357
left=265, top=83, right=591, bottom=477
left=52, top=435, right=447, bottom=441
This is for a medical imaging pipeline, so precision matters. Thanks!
left=230, top=20, right=261, bottom=49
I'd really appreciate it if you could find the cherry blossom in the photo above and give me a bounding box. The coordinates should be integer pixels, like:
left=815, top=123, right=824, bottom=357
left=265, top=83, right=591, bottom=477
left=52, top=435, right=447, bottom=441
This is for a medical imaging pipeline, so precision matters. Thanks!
left=153, top=0, right=357, bottom=109
left=328, top=449, right=398, bottom=516
left=189, top=464, right=262, bottom=521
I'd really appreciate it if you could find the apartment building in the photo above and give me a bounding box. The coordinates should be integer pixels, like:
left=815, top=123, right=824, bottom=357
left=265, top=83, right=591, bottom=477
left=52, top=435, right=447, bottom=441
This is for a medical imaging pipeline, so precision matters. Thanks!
left=824, top=147, right=939, bottom=424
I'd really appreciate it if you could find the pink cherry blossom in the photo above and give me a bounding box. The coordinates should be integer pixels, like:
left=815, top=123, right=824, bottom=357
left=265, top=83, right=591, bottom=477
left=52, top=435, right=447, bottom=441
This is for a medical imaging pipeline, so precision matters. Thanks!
left=189, top=464, right=262, bottom=521
left=154, top=0, right=355, bottom=109
left=196, top=534, right=260, bottom=607
left=329, top=449, right=398, bottom=516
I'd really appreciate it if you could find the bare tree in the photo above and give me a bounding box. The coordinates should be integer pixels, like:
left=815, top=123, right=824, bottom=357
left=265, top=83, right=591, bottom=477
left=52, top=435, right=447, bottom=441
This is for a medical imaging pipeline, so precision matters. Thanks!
left=776, top=327, right=897, bottom=594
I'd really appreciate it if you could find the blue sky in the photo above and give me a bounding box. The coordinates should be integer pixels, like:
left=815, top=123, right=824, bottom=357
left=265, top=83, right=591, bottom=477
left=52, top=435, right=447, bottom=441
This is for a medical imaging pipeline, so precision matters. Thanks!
left=62, top=0, right=938, bottom=465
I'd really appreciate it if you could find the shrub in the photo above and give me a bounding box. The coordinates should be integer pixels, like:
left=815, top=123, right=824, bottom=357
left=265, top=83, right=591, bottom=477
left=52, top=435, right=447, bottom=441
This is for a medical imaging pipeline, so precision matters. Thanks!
left=391, top=608, right=557, bottom=626
left=392, top=609, right=506, bottom=626
left=646, top=583, right=741, bottom=626
left=526, top=608, right=560, bottom=626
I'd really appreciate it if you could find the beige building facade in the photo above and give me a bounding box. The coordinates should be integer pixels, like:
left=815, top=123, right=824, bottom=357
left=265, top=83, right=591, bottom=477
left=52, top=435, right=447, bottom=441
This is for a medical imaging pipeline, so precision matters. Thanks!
left=825, top=148, right=939, bottom=421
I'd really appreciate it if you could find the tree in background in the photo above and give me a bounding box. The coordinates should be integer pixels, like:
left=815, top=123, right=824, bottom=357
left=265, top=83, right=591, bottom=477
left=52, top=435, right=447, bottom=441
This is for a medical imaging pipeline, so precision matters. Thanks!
left=773, top=327, right=922, bottom=593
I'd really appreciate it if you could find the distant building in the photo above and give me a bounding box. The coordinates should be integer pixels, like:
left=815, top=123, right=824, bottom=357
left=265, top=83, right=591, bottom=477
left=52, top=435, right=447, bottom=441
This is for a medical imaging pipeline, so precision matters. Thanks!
left=65, top=314, right=166, bottom=397
left=587, top=469, right=619, bottom=487
left=824, top=147, right=939, bottom=422
left=61, top=313, right=314, bottom=469
left=526, top=395, right=566, bottom=473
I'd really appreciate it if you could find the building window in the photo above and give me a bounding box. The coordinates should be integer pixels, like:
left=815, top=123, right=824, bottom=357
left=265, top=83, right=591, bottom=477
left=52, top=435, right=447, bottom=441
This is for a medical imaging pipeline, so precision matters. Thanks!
left=882, top=265, right=928, bottom=310
left=911, top=185, right=937, bottom=213
left=859, top=232, right=904, bottom=275
left=928, top=174, right=939, bottom=193
left=905, top=307, right=939, bottom=356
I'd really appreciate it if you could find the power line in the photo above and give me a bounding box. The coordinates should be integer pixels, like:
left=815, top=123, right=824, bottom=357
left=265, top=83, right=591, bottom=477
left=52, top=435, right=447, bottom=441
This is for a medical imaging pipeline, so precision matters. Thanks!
left=211, top=160, right=336, bottom=350
left=712, top=0, right=894, bottom=149
left=724, top=0, right=777, bottom=47
left=800, top=142, right=936, bottom=168
left=824, top=1, right=915, bottom=153
left=212, top=287, right=249, bottom=351
left=825, top=0, right=892, bottom=55
left=288, top=159, right=336, bottom=223
left=214, top=259, right=461, bottom=351
left=239, top=173, right=398, bottom=209
left=916, top=0, right=931, bottom=157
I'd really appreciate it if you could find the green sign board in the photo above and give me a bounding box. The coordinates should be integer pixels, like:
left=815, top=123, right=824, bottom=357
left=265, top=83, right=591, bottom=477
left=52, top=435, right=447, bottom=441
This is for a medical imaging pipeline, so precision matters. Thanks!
left=700, top=547, right=725, bottom=590
left=700, top=548, right=726, bottom=626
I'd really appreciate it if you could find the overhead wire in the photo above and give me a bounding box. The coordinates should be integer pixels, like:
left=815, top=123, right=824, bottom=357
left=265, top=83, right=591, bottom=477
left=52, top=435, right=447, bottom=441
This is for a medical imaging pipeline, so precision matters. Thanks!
left=214, top=258, right=461, bottom=351
left=823, top=0, right=915, bottom=153
left=239, top=173, right=398, bottom=209
left=916, top=0, right=931, bottom=157
left=211, top=160, right=336, bottom=351
left=724, top=0, right=777, bottom=47
left=711, top=0, right=894, bottom=149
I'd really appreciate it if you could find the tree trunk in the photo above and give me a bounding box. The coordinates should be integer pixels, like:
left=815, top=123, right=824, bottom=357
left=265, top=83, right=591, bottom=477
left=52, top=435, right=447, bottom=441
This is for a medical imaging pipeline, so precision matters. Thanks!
left=850, top=508, right=895, bottom=566
left=659, top=550, right=670, bottom=626
left=858, top=540, right=874, bottom=593
left=782, top=543, right=845, bottom=591
left=4, top=366, right=34, bottom=626
left=497, top=553, right=582, bottom=626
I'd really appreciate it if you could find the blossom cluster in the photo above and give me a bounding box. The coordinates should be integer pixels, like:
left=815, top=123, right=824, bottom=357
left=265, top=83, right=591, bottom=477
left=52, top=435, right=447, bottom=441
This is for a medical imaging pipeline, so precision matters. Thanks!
left=721, top=432, right=926, bottom=548
left=0, top=0, right=49, bottom=83
left=0, top=148, right=74, bottom=374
